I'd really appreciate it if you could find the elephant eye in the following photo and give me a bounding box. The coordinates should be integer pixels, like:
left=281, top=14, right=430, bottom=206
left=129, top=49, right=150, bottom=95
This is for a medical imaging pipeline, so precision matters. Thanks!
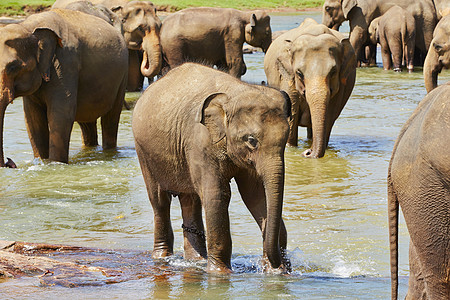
left=245, top=135, right=258, bottom=149
left=296, top=70, right=304, bottom=81
left=6, top=61, right=21, bottom=75
left=325, top=6, right=332, bottom=12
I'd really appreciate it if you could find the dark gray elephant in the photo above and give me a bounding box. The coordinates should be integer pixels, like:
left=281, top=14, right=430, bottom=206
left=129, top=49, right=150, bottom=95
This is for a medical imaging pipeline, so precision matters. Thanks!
left=424, top=13, right=450, bottom=92
left=368, top=6, right=416, bottom=72
left=264, top=18, right=356, bottom=158
left=0, top=9, right=128, bottom=167
left=388, top=82, right=450, bottom=300
left=160, top=7, right=272, bottom=78
left=132, top=63, right=291, bottom=273
left=322, top=0, right=438, bottom=67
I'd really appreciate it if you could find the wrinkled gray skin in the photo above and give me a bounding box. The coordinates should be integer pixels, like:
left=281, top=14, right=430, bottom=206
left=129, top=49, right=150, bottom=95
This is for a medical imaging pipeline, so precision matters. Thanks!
left=0, top=9, right=128, bottom=167
left=388, top=82, right=450, bottom=300
left=368, top=6, right=416, bottom=72
left=92, top=0, right=162, bottom=91
left=160, top=7, right=272, bottom=78
left=322, top=0, right=438, bottom=67
left=424, top=14, right=450, bottom=92
left=132, top=63, right=291, bottom=274
left=264, top=19, right=356, bottom=158
left=52, top=0, right=123, bottom=33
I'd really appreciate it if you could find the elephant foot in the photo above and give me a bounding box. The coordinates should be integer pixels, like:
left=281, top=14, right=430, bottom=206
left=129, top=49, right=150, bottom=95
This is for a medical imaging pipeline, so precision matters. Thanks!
left=393, top=67, right=402, bottom=72
left=206, top=257, right=232, bottom=274
left=261, top=255, right=291, bottom=274
left=151, top=248, right=173, bottom=259
left=5, top=157, right=17, bottom=168
left=302, top=148, right=313, bottom=158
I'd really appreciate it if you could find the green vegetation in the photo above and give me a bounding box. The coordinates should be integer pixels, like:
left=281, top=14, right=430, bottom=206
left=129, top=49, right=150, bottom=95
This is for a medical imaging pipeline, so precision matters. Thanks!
left=0, top=0, right=324, bottom=16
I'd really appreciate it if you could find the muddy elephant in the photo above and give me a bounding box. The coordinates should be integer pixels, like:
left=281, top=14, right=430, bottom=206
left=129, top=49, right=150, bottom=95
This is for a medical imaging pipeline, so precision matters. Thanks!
left=424, top=13, right=450, bottom=92
left=89, top=0, right=162, bottom=91
left=368, top=6, right=416, bottom=72
left=132, top=63, right=291, bottom=273
left=0, top=9, right=128, bottom=167
left=388, top=82, right=450, bottom=300
left=322, top=0, right=438, bottom=67
left=264, top=18, right=356, bottom=158
left=160, top=7, right=272, bottom=78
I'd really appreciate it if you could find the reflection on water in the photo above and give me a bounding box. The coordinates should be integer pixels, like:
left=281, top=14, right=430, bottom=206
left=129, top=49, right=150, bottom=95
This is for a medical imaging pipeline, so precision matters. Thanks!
left=1, top=11, right=450, bottom=299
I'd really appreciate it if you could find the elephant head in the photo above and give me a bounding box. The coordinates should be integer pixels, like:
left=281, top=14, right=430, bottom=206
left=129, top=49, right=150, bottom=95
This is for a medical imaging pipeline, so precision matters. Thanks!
left=424, top=15, right=450, bottom=93
left=322, top=0, right=346, bottom=30
left=288, top=32, right=356, bottom=158
left=113, top=0, right=162, bottom=78
left=0, top=23, right=62, bottom=167
left=244, top=10, right=272, bottom=53
left=368, top=17, right=380, bottom=45
left=198, top=89, right=291, bottom=271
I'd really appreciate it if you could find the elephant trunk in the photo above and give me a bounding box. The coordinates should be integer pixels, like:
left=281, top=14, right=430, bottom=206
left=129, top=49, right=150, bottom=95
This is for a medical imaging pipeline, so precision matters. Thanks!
left=258, top=157, right=286, bottom=271
left=140, top=29, right=162, bottom=78
left=0, top=74, right=14, bottom=168
left=304, top=79, right=329, bottom=158
left=424, top=47, right=441, bottom=93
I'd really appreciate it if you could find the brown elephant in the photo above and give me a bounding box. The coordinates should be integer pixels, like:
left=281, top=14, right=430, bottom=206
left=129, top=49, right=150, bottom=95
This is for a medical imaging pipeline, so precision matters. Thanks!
left=90, top=0, right=162, bottom=91
left=132, top=63, right=291, bottom=274
left=322, top=0, right=438, bottom=67
left=368, top=6, right=416, bottom=72
left=264, top=18, right=356, bottom=158
left=388, top=82, right=450, bottom=300
left=424, top=13, right=450, bottom=92
left=0, top=9, right=128, bottom=167
left=160, top=7, right=272, bottom=78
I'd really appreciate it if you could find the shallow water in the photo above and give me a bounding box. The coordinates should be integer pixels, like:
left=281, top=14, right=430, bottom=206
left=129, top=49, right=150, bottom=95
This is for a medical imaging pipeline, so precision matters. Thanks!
left=1, top=12, right=450, bottom=299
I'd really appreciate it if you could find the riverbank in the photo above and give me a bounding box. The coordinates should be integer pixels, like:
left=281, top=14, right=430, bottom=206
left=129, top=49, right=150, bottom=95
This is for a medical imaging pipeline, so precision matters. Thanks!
left=0, top=0, right=323, bottom=16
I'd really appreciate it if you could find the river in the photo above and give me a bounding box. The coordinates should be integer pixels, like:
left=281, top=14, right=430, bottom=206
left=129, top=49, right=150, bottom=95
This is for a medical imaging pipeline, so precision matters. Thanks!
left=1, top=11, right=450, bottom=299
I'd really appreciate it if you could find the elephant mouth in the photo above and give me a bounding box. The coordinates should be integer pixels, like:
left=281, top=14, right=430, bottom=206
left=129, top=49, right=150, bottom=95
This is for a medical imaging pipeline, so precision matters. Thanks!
left=128, top=40, right=142, bottom=50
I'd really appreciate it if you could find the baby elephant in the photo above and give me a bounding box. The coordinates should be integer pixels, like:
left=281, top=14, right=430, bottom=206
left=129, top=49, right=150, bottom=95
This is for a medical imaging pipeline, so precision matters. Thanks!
left=132, top=63, right=291, bottom=274
left=368, top=5, right=416, bottom=72
left=388, top=82, right=450, bottom=299
left=160, top=7, right=272, bottom=78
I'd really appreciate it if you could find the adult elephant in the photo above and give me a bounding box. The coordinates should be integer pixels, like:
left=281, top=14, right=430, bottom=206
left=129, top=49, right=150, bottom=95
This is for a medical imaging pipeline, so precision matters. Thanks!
left=424, top=14, right=450, bottom=92
left=0, top=9, right=128, bottom=167
left=91, top=0, right=162, bottom=91
left=388, top=82, right=450, bottom=300
left=132, top=63, right=291, bottom=273
left=160, top=7, right=272, bottom=78
left=264, top=18, right=356, bottom=158
left=322, top=0, right=438, bottom=67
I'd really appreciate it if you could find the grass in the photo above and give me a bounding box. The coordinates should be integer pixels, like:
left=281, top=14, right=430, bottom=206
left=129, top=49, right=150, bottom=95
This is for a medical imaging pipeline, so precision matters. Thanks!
left=0, top=0, right=324, bottom=16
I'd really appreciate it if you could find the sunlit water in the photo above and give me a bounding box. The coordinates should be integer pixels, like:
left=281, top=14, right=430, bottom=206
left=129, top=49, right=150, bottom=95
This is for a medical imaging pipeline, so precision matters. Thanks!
left=1, top=12, right=450, bottom=299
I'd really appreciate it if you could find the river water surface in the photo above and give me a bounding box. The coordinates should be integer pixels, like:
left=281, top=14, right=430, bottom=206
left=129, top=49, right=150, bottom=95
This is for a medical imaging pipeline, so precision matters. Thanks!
left=1, top=12, right=450, bottom=299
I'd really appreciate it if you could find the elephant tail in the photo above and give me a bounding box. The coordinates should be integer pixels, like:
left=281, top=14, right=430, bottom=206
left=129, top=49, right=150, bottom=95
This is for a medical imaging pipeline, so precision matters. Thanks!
left=387, top=169, right=399, bottom=300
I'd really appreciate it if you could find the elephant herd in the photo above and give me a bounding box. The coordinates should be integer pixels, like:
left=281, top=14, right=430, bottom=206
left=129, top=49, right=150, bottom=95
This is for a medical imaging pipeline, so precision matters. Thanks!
left=0, top=0, right=450, bottom=298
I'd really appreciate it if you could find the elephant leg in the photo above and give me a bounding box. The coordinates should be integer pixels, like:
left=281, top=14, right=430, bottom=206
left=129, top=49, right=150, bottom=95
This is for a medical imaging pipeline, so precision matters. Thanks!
left=136, top=144, right=174, bottom=258
left=235, top=173, right=289, bottom=270
left=380, top=42, right=393, bottom=71
left=405, top=39, right=415, bottom=72
left=281, top=83, right=299, bottom=147
left=79, top=122, right=98, bottom=147
left=367, top=43, right=377, bottom=66
left=406, top=240, right=427, bottom=300
left=100, top=78, right=126, bottom=149
left=179, top=193, right=207, bottom=260
left=127, top=49, right=144, bottom=92
left=307, top=127, right=313, bottom=140
left=202, top=181, right=232, bottom=273
left=23, top=96, right=49, bottom=159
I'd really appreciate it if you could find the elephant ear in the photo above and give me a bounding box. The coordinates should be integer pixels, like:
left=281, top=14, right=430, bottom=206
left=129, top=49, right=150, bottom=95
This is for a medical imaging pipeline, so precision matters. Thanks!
left=341, top=0, right=357, bottom=19
left=339, top=38, right=356, bottom=82
left=32, top=28, right=63, bottom=82
left=196, top=93, right=229, bottom=144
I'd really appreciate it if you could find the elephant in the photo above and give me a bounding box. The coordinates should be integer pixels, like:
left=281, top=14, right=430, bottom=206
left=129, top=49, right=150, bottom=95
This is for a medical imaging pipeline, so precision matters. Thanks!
left=263, top=18, right=356, bottom=158
left=0, top=9, right=128, bottom=167
left=388, top=82, right=450, bottom=300
left=88, top=0, right=162, bottom=91
left=159, top=7, right=272, bottom=78
left=322, top=0, right=438, bottom=67
left=52, top=0, right=123, bottom=34
left=132, top=63, right=291, bottom=274
left=368, top=6, right=416, bottom=72
left=424, top=13, right=450, bottom=92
